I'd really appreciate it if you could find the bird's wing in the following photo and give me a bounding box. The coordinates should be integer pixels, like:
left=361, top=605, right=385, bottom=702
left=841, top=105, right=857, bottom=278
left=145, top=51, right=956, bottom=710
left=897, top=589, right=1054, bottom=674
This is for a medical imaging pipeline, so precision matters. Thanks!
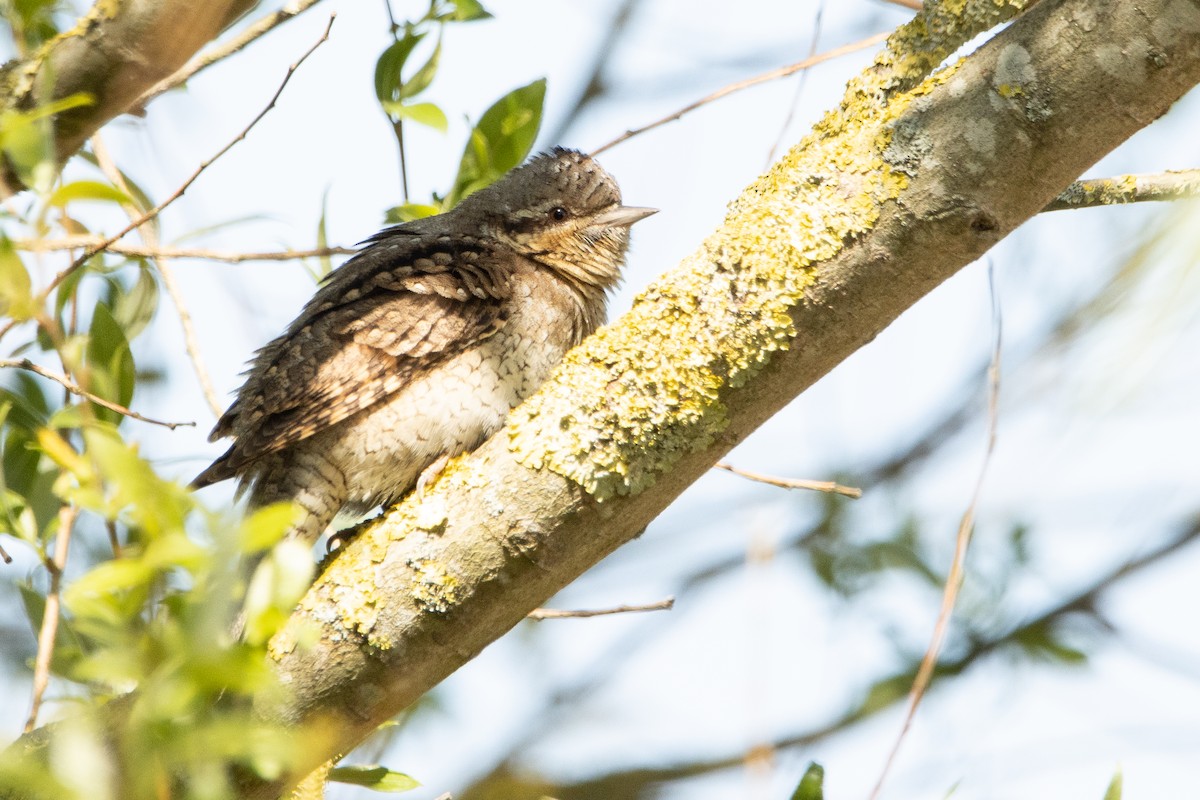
left=195, top=233, right=510, bottom=484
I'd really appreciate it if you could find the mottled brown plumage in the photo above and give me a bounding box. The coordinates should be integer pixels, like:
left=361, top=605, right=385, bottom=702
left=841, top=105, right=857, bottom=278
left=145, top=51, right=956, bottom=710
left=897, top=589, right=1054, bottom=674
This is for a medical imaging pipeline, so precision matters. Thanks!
left=193, top=149, right=654, bottom=542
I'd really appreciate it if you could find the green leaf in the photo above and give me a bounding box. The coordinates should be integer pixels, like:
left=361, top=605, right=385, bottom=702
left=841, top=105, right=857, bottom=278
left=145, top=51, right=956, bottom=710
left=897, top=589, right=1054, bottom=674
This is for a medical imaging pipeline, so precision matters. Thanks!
left=0, top=93, right=93, bottom=191
left=82, top=426, right=189, bottom=537
left=241, top=539, right=314, bottom=646
left=328, top=765, right=420, bottom=793
left=0, top=237, right=37, bottom=321
left=238, top=502, right=299, bottom=554
left=86, top=301, right=135, bottom=424
left=374, top=29, right=425, bottom=104
left=44, top=180, right=131, bottom=210
left=380, top=101, right=448, bottom=132
left=399, top=37, right=441, bottom=101
left=446, top=78, right=546, bottom=208
left=1102, top=769, right=1123, bottom=800
left=384, top=203, right=441, bottom=224
left=63, top=558, right=155, bottom=609
left=444, top=0, right=492, bottom=21
left=110, top=265, right=159, bottom=341
left=790, top=762, right=825, bottom=800
left=313, top=186, right=334, bottom=280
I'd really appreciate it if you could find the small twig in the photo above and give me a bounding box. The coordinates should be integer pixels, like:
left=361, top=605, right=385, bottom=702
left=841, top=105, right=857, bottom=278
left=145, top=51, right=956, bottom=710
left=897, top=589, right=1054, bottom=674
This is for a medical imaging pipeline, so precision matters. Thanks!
left=527, top=597, right=675, bottom=620
left=11, top=237, right=357, bottom=262
left=91, top=134, right=224, bottom=418
left=40, top=14, right=337, bottom=299
left=880, top=0, right=923, bottom=10
left=1044, top=169, right=1200, bottom=212
left=105, top=519, right=122, bottom=559
left=544, top=0, right=638, bottom=143
left=714, top=462, right=862, bottom=499
left=765, top=3, right=825, bottom=168
left=135, top=0, right=332, bottom=109
left=25, top=504, right=77, bottom=732
left=0, top=358, right=195, bottom=430
left=591, top=31, right=890, bottom=156
left=868, top=259, right=1003, bottom=800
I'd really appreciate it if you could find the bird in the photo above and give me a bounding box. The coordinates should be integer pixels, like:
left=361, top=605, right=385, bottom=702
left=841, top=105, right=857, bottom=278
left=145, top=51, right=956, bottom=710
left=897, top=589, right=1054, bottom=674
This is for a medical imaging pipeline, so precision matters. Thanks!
left=193, top=148, right=656, bottom=544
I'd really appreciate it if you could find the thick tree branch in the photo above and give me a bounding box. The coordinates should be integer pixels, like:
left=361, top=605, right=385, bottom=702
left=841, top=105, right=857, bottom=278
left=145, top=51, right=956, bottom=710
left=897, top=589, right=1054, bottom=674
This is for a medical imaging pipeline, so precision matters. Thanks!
left=245, top=0, right=1200, bottom=795
left=0, top=0, right=254, bottom=193
left=8, top=0, right=1200, bottom=796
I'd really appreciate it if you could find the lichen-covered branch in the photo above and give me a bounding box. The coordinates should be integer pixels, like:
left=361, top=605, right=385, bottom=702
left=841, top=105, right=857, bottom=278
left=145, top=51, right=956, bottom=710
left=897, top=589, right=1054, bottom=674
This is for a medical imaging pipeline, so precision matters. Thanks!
left=241, top=1, right=1200, bottom=795
left=0, top=0, right=253, bottom=193
left=1045, top=168, right=1200, bottom=211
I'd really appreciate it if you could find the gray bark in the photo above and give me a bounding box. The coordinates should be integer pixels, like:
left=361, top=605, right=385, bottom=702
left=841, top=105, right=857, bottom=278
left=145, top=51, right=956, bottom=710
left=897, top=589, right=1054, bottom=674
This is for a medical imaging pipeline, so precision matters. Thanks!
left=0, top=0, right=253, bottom=192
left=250, top=0, right=1200, bottom=795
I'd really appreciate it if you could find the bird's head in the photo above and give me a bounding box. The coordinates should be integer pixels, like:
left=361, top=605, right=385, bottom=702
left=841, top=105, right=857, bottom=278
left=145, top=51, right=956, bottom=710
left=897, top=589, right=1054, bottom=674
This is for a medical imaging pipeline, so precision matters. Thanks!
left=461, top=148, right=656, bottom=293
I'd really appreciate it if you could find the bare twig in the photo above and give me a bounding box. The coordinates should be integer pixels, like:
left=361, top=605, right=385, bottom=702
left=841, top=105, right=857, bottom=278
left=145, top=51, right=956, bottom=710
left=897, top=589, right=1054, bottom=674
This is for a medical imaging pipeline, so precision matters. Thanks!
left=135, top=0, right=332, bottom=109
left=38, top=14, right=337, bottom=301
left=591, top=31, right=890, bottom=156
left=495, top=519, right=1200, bottom=798
left=765, top=3, right=825, bottom=167
left=91, top=134, right=224, bottom=417
left=881, top=0, right=923, bottom=10
left=25, top=504, right=77, bottom=732
left=544, top=0, right=638, bottom=143
left=11, top=237, right=357, bottom=262
left=527, top=597, right=675, bottom=620
left=869, top=260, right=1003, bottom=800
left=714, top=462, right=862, bottom=498
left=0, top=358, right=195, bottom=430
left=1044, top=169, right=1200, bottom=211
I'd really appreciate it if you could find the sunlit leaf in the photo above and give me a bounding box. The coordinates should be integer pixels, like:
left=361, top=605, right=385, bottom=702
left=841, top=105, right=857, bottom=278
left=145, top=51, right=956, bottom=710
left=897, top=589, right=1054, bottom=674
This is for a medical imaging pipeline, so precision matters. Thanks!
left=446, top=78, right=545, bottom=207
left=86, top=301, right=135, bottom=424
left=1102, top=769, right=1123, bottom=800
left=328, top=765, right=420, bottom=793
left=380, top=101, right=448, bottom=132
left=384, top=203, right=441, bottom=224
left=398, top=37, right=441, bottom=100
left=238, top=502, right=299, bottom=554
left=110, top=265, right=159, bottom=341
left=789, top=762, right=825, bottom=800
left=0, top=237, right=37, bottom=321
left=82, top=426, right=189, bottom=537
left=375, top=29, right=425, bottom=105
left=242, top=539, right=314, bottom=646
left=443, top=0, right=492, bottom=21
left=44, top=180, right=131, bottom=209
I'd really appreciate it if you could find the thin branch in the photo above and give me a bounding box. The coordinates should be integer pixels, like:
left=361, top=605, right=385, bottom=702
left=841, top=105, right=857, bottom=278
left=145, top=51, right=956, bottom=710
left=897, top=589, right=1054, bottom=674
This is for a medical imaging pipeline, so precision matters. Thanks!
left=135, top=0, right=332, bottom=109
left=1044, top=169, right=1200, bottom=211
left=869, top=259, right=1003, bottom=800
left=38, top=14, right=337, bottom=301
left=527, top=597, right=675, bottom=620
left=544, top=0, right=639, bottom=143
left=714, top=462, right=862, bottom=498
left=91, top=134, right=224, bottom=417
left=0, top=358, right=195, bottom=430
left=549, top=519, right=1200, bottom=800
left=11, top=238, right=357, bottom=262
left=881, top=0, right=923, bottom=10
left=24, top=504, right=77, bottom=732
left=765, top=3, right=825, bottom=168
left=590, top=31, right=890, bottom=156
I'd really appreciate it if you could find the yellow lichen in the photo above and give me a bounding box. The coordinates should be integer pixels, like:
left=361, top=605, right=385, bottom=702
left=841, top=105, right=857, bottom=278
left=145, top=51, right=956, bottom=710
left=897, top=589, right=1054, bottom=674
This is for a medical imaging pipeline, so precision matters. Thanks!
left=408, top=559, right=461, bottom=614
left=507, top=0, right=1029, bottom=501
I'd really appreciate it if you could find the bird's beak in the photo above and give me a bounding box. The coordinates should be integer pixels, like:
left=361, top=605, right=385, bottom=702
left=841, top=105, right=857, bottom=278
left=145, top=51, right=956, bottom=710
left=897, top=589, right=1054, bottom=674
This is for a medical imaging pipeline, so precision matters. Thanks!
left=593, top=206, right=658, bottom=228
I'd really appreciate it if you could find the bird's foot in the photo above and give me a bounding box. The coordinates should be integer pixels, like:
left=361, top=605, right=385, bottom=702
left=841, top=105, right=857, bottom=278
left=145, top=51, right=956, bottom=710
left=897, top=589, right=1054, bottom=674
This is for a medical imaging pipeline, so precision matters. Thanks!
left=416, top=454, right=451, bottom=493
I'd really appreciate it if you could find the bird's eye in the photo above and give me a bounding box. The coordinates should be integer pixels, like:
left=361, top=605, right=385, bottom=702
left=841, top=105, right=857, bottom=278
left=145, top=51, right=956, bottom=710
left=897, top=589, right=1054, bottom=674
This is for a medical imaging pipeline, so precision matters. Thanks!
left=550, top=206, right=568, bottom=221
